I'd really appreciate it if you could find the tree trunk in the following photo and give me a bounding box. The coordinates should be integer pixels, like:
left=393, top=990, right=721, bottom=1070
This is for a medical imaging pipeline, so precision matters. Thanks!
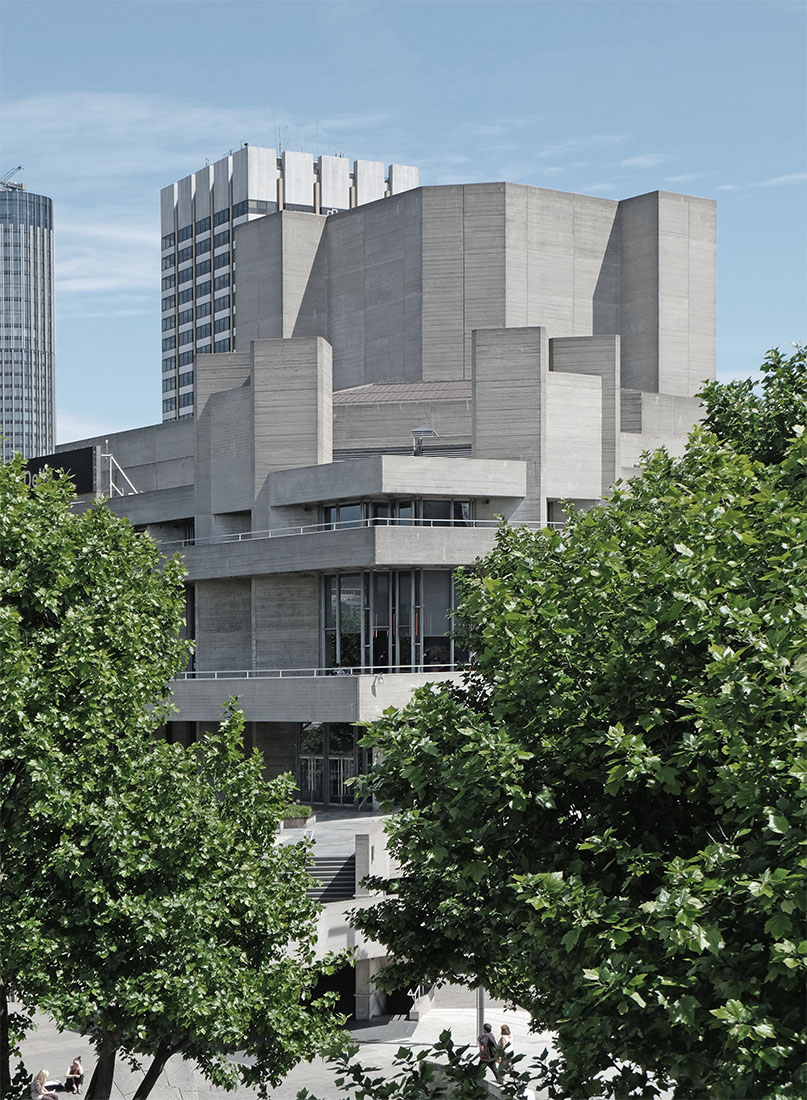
left=132, top=1041, right=176, bottom=1100
left=85, top=1038, right=118, bottom=1100
left=0, top=979, right=10, bottom=1100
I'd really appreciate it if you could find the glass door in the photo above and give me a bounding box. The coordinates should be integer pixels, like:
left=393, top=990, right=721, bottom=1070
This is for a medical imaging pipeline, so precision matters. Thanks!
left=299, top=723, right=325, bottom=804
left=327, top=723, right=357, bottom=805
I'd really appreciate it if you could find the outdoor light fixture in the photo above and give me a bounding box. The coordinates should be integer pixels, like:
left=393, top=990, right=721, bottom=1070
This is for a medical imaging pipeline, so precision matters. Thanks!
left=411, top=425, right=438, bottom=456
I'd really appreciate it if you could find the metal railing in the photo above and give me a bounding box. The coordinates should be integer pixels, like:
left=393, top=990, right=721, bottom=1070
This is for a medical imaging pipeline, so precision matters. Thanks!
left=162, top=516, right=561, bottom=549
left=176, top=663, right=463, bottom=681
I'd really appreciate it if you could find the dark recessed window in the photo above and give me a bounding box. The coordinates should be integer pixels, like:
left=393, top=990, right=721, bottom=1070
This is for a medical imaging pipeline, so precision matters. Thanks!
left=177, top=267, right=193, bottom=284
left=162, top=396, right=177, bottom=411
left=213, top=273, right=230, bottom=291
left=177, top=225, right=192, bottom=242
left=177, top=246, right=193, bottom=263
left=178, top=308, right=193, bottom=325
left=195, top=216, right=211, bottom=234
left=214, top=316, right=230, bottom=333
left=161, top=232, right=175, bottom=249
left=213, top=208, right=229, bottom=227
left=178, top=287, right=193, bottom=304
left=178, top=351, right=194, bottom=366
left=213, top=229, right=230, bottom=247
left=214, top=294, right=230, bottom=312
left=161, top=317, right=175, bottom=332
left=196, top=301, right=211, bottom=319
left=214, top=337, right=231, bottom=352
left=195, top=236, right=211, bottom=254
left=195, top=259, right=211, bottom=276
left=179, top=330, right=193, bottom=346
left=161, top=295, right=175, bottom=311
left=162, top=356, right=176, bottom=372
left=213, top=252, right=230, bottom=270
left=161, top=336, right=176, bottom=351
left=161, top=255, right=175, bottom=270
left=196, top=280, right=212, bottom=297
left=178, top=370, right=194, bottom=388
left=196, top=323, right=211, bottom=339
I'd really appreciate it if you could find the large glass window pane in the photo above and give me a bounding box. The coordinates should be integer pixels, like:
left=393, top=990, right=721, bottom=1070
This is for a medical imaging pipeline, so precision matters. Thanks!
left=397, top=501, right=413, bottom=525
left=339, top=574, right=362, bottom=667
left=453, top=500, right=471, bottom=526
left=370, top=501, right=390, bottom=525
left=338, top=503, right=362, bottom=529
left=324, top=576, right=337, bottom=629
left=423, top=570, right=452, bottom=667
left=422, top=500, right=452, bottom=526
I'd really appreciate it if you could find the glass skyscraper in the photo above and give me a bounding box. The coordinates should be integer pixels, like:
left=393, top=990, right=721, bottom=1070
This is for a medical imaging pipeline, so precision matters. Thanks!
left=0, top=184, right=55, bottom=460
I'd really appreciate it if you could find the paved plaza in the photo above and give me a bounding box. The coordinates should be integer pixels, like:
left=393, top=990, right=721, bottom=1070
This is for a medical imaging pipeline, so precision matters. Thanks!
left=19, top=985, right=553, bottom=1100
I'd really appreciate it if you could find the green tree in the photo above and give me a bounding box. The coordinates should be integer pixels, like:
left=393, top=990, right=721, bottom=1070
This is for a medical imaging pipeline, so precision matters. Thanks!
left=0, top=456, right=189, bottom=1097
left=0, top=461, right=345, bottom=1099
left=352, top=347, right=807, bottom=1098
left=38, top=709, right=344, bottom=1100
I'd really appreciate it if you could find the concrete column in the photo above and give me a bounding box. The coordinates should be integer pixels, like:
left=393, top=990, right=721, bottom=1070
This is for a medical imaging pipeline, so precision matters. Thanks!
left=472, top=326, right=549, bottom=522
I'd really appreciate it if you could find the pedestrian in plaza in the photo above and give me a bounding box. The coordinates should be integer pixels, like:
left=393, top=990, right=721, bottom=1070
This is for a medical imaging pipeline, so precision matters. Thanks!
left=30, top=1071, right=59, bottom=1100
left=498, top=1023, right=514, bottom=1076
left=64, top=1057, right=84, bottom=1094
left=477, top=1021, right=499, bottom=1079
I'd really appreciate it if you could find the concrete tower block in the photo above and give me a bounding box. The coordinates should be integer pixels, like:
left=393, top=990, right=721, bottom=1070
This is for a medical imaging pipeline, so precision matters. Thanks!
left=241, top=145, right=278, bottom=205
left=388, top=164, right=419, bottom=194
left=550, top=334, right=621, bottom=496
left=213, top=155, right=232, bottom=216
left=354, top=160, right=386, bottom=205
left=160, top=182, right=177, bottom=236
left=251, top=337, right=333, bottom=523
left=319, top=155, right=351, bottom=211
left=617, top=190, right=716, bottom=397
left=283, top=151, right=315, bottom=210
left=472, top=326, right=549, bottom=522
left=177, top=173, right=195, bottom=230
left=193, top=165, right=213, bottom=222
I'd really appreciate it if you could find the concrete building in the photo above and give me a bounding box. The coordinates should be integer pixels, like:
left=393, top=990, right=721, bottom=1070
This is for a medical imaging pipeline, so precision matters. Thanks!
left=0, top=177, right=55, bottom=460
left=45, top=171, right=715, bottom=1016
left=160, top=146, right=419, bottom=422
left=52, top=175, right=715, bottom=804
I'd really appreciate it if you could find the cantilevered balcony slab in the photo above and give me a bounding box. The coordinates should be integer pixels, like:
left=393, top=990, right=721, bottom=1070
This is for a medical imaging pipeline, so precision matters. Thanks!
left=268, top=455, right=527, bottom=506
left=169, top=670, right=461, bottom=724
left=177, top=524, right=505, bottom=580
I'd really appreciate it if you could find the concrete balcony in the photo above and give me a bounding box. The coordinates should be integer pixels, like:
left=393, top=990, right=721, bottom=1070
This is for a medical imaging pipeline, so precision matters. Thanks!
left=174, top=521, right=511, bottom=580
left=169, top=668, right=462, bottom=723
left=268, top=454, right=528, bottom=506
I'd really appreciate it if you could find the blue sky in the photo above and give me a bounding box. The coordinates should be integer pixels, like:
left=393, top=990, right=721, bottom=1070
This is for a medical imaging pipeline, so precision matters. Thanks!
left=1, top=0, right=804, bottom=443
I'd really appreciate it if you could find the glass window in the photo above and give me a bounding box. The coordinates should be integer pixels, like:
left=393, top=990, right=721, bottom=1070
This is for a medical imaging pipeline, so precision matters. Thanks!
left=178, top=287, right=193, bottom=304
left=177, top=308, right=193, bottom=325
left=178, top=370, right=193, bottom=388
left=214, top=294, right=230, bottom=312
left=423, top=571, right=452, bottom=667
left=214, top=229, right=230, bottom=247
left=422, top=500, right=452, bottom=526
left=196, top=301, right=211, bottom=319
left=196, top=323, right=211, bottom=339
left=162, top=396, right=176, bottom=412
left=214, top=316, right=230, bottom=333
left=161, top=335, right=176, bottom=351
left=339, top=574, right=362, bottom=668
left=161, top=274, right=176, bottom=290
left=196, top=280, right=212, bottom=297
left=195, top=259, right=211, bottom=276
left=195, top=216, right=211, bottom=234
left=213, top=208, right=229, bottom=227
left=161, top=317, right=175, bottom=332
left=161, top=295, right=175, bottom=311
left=177, top=224, right=192, bottom=242
left=177, top=245, right=193, bottom=263
left=161, top=232, right=175, bottom=249
left=214, top=273, right=230, bottom=291
left=213, top=252, right=230, bottom=269
left=195, top=236, right=211, bottom=254
left=178, top=351, right=194, bottom=366
left=177, top=268, right=193, bottom=284
left=178, top=330, right=193, bottom=346
left=338, top=502, right=361, bottom=529
left=232, top=200, right=248, bottom=218
left=162, top=356, right=176, bottom=372
left=178, top=392, right=193, bottom=408
left=161, top=255, right=175, bottom=270
left=214, top=338, right=231, bottom=352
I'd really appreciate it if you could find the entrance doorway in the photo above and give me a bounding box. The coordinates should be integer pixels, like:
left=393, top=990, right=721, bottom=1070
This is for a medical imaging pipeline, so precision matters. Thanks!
left=298, top=722, right=370, bottom=806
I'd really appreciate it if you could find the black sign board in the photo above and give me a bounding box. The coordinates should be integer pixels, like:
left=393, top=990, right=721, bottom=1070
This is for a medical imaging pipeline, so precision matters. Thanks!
left=25, top=446, right=96, bottom=495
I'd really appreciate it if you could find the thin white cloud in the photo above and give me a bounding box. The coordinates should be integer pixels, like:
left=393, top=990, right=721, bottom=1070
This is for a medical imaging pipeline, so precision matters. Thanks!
left=716, top=184, right=739, bottom=191
left=751, top=172, right=807, bottom=188
left=535, top=133, right=628, bottom=159
left=620, top=153, right=672, bottom=169
left=665, top=172, right=709, bottom=183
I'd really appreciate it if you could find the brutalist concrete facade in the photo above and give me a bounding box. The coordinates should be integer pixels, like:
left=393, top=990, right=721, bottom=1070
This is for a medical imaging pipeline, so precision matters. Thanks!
left=56, top=178, right=715, bottom=803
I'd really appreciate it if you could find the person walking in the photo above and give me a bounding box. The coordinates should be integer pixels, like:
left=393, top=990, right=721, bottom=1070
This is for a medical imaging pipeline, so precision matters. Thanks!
left=477, top=1021, right=499, bottom=1080
left=498, top=1024, right=514, bottom=1077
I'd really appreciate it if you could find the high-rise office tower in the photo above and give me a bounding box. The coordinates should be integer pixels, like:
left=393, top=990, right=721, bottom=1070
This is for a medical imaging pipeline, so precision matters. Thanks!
left=159, top=146, right=418, bottom=421
left=0, top=175, right=55, bottom=460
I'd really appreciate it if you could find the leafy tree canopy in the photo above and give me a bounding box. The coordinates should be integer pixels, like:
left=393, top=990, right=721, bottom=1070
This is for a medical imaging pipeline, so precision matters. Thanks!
left=352, top=347, right=807, bottom=1099
left=0, top=460, right=346, bottom=1099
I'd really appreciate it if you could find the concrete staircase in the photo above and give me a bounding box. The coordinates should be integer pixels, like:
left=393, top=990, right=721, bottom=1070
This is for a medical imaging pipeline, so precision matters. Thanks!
left=307, top=854, right=356, bottom=902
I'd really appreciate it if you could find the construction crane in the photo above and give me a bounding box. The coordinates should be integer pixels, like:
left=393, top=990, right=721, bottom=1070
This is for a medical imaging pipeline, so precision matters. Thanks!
left=1, top=166, right=25, bottom=191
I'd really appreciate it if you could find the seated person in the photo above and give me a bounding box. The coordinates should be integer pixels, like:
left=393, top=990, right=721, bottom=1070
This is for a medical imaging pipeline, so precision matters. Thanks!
left=31, top=1071, right=59, bottom=1100
left=64, top=1057, right=84, bottom=1095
